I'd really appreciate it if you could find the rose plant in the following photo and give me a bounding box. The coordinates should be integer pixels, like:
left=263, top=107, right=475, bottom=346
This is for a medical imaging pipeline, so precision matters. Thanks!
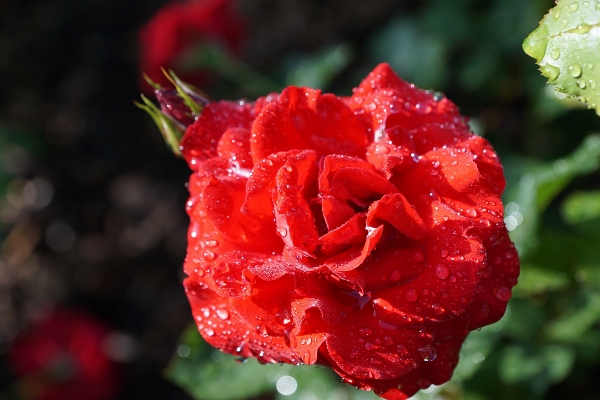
left=147, top=63, right=519, bottom=399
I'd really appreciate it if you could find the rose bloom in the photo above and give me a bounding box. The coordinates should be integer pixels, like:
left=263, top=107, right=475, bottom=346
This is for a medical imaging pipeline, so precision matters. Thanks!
left=175, top=63, right=519, bottom=399
left=138, top=0, right=245, bottom=92
left=8, top=309, right=119, bottom=400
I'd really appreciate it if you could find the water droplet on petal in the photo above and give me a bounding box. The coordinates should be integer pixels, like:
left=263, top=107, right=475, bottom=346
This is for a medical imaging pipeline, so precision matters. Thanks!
left=365, top=342, right=376, bottom=350
left=569, top=2, right=579, bottom=11
left=205, top=240, right=218, bottom=248
left=203, top=250, right=215, bottom=261
left=358, top=328, right=372, bottom=337
left=384, top=336, right=393, bottom=346
left=405, top=289, right=419, bottom=302
left=493, top=286, right=512, bottom=302
left=216, top=309, right=229, bottom=320
left=551, top=48, right=561, bottom=59
left=578, top=79, right=587, bottom=89
left=440, top=249, right=448, bottom=258
left=434, top=264, right=449, bottom=279
left=204, top=327, right=215, bottom=337
left=277, top=227, right=288, bottom=237
left=431, top=303, right=445, bottom=315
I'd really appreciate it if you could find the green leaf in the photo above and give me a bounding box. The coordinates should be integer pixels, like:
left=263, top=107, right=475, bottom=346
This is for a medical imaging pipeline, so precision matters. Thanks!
left=523, top=0, right=600, bottom=114
left=561, top=190, right=600, bottom=224
left=546, top=290, right=600, bottom=341
left=283, top=44, right=354, bottom=89
left=499, top=344, right=575, bottom=388
left=512, top=265, right=570, bottom=297
left=503, top=134, right=600, bottom=256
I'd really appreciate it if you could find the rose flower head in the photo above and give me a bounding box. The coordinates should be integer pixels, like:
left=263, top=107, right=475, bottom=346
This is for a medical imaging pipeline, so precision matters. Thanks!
left=138, top=0, right=245, bottom=92
left=8, top=309, right=119, bottom=400
left=146, top=63, right=519, bottom=399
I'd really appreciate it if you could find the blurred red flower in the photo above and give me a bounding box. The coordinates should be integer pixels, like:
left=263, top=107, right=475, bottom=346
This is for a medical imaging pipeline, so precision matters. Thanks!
left=138, top=0, right=245, bottom=92
left=177, top=63, right=519, bottom=399
left=8, top=309, right=119, bottom=400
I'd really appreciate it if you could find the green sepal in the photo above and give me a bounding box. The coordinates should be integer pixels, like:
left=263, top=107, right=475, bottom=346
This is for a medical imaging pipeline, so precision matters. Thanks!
left=523, top=0, right=600, bottom=115
left=162, top=68, right=209, bottom=115
left=135, top=95, right=185, bottom=156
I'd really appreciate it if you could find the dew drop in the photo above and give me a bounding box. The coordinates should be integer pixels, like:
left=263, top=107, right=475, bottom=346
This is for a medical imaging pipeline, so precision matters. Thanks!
left=276, top=227, right=288, bottom=237
left=440, top=249, right=448, bottom=258
left=465, top=208, right=477, bottom=217
left=578, top=79, right=587, bottom=89
left=551, top=48, right=561, bottom=59
left=569, top=2, right=579, bottom=11
left=568, top=63, right=582, bottom=78
left=205, top=240, right=218, bottom=248
left=216, top=309, right=229, bottom=320
left=413, top=250, right=425, bottom=262
left=203, top=250, right=215, bottom=261
left=405, top=289, right=419, bottom=302
left=415, top=102, right=432, bottom=114
left=285, top=164, right=293, bottom=173
left=589, top=79, right=597, bottom=89
left=384, top=336, right=394, bottom=346
left=419, top=346, right=437, bottom=362
left=389, top=270, right=401, bottom=281
left=431, top=303, right=445, bottom=315
left=493, top=286, right=512, bottom=302
left=434, top=264, right=449, bottom=279
left=365, top=342, right=376, bottom=350
left=204, top=327, right=215, bottom=337
left=359, top=328, right=372, bottom=337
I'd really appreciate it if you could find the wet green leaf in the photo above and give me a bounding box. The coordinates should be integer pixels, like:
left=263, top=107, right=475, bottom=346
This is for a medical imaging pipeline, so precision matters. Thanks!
left=523, top=0, right=600, bottom=114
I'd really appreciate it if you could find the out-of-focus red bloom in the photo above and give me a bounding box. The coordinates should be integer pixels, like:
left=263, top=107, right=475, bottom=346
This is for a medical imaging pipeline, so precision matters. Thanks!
left=8, top=309, right=119, bottom=400
left=175, top=63, right=519, bottom=399
left=138, top=0, right=245, bottom=92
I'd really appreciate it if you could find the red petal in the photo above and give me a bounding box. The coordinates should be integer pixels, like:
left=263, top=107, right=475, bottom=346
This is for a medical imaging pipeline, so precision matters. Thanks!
left=319, top=213, right=366, bottom=255
left=366, top=193, right=427, bottom=241
left=330, top=167, right=398, bottom=205
left=242, top=150, right=302, bottom=220
left=318, top=155, right=375, bottom=196
left=181, top=101, right=255, bottom=169
left=325, top=225, right=384, bottom=272
left=184, top=275, right=301, bottom=365
left=427, top=148, right=480, bottom=192
left=217, top=127, right=253, bottom=169
left=250, top=87, right=368, bottom=163
left=321, top=195, right=356, bottom=231
left=273, top=151, right=320, bottom=252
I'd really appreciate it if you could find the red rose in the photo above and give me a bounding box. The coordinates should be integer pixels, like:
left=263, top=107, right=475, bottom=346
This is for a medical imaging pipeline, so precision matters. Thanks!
left=178, top=64, right=519, bottom=399
left=138, top=0, right=245, bottom=92
left=8, top=309, right=119, bottom=400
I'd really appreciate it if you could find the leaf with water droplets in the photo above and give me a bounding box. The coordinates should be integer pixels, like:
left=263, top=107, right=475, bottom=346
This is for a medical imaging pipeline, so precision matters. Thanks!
left=523, top=0, right=600, bottom=114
